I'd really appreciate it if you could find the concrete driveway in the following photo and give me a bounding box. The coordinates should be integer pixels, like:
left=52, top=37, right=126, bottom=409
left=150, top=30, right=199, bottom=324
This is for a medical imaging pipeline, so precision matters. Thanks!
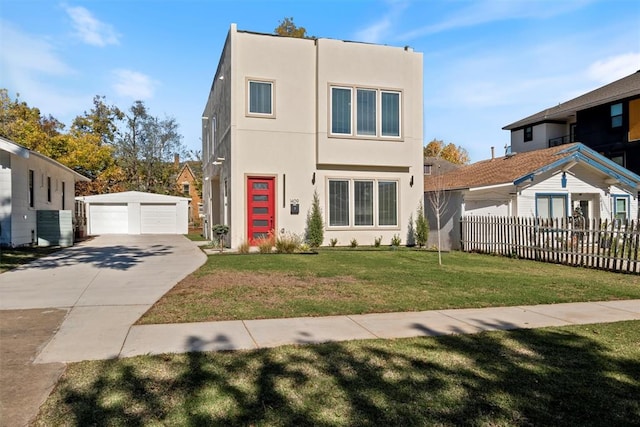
left=0, top=234, right=207, bottom=363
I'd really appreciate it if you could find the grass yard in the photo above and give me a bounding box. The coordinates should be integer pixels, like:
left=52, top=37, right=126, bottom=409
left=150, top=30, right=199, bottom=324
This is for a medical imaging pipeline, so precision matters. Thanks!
left=35, top=320, right=640, bottom=426
left=139, top=249, right=640, bottom=324
left=0, top=246, right=62, bottom=273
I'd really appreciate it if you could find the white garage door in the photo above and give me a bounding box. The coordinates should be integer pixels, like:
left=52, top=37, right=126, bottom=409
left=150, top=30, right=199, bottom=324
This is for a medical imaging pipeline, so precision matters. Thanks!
left=89, top=203, right=128, bottom=235
left=141, top=203, right=177, bottom=234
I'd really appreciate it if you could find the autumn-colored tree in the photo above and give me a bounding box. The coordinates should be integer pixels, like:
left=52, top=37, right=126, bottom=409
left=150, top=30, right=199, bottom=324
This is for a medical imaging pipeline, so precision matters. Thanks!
left=274, top=17, right=310, bottom=38
left=423, top=138, right=470, bottom=164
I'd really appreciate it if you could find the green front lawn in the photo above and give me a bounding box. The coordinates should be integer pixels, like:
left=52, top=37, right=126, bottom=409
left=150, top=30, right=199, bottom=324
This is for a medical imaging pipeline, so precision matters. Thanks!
left=140, top=249, right=640, bottom=324
left=35, top=321, right=640, bottom=426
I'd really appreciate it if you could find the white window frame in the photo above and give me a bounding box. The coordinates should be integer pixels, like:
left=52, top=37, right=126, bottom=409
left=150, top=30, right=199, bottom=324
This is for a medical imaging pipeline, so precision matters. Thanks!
left=327, top=178, right=399, bottom=228
left=612, top=195, right=629, bottom=222
left=247, top=79, right=275, bottom=118
left=329, top=85, right=402, bottom=140
left=330, top=86, right=352, bottom=135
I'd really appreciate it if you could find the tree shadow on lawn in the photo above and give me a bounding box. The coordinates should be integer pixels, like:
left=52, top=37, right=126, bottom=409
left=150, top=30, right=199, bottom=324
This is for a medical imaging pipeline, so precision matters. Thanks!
left=43, top=323, right=640, bottom=426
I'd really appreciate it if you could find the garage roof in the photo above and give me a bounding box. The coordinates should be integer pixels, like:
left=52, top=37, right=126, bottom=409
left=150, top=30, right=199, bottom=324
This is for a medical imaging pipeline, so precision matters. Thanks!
left=76, top=191, right=190, bottom=203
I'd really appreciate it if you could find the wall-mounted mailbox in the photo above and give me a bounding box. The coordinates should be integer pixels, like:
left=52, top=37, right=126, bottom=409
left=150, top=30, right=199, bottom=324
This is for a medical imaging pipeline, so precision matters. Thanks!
left=290, top=199, right=300, bottom=215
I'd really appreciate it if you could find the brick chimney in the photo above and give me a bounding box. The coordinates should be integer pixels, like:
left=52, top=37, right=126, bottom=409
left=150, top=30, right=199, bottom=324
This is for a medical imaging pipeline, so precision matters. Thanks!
left=174, top=153, right=180, bottom=168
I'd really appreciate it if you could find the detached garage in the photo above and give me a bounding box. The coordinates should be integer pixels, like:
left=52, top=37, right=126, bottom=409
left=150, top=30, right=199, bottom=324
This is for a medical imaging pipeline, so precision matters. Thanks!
left=76, top=191, right=189, bottom=235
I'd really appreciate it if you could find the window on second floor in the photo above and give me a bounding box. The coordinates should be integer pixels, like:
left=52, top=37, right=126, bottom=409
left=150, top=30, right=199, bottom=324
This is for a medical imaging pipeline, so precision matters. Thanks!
left=611, top=103, right=623, bottom=128
left=183, top=183, right=190, bottom=195
left=524, top=126, right=533, bottom=142
left=248, top=80, right=274, bottom=117
left=424, top=164, right=432, bottom=175
left=330, top=86, right=401, bottom=139
left=47, top=176, right=52, bottom=203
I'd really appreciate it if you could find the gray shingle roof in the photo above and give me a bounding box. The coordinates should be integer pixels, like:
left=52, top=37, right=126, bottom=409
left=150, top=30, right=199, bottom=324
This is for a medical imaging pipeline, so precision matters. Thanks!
left=503, top=70, right=640, bottom=130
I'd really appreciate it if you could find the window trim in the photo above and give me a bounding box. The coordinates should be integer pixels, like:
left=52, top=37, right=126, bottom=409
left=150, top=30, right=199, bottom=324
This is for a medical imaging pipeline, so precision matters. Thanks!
left=246, top=78, right=275, bottom=118
left=327, top=178, right=399, bottom=229
left=612, top=194, right=630, bottom=221
left=535, top=193, right=568, bottom=219
left=610, top=102, right=623, bottom=128
left=329, top=84, right=403, bottom=140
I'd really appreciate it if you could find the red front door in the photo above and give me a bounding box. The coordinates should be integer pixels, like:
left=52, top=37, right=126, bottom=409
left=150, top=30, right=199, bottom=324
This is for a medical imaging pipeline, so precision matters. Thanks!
left=247, top=177, right=275, bottom=244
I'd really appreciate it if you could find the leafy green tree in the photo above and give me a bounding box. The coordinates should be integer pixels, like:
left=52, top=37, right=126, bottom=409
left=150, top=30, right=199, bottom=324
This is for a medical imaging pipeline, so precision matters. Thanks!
left=424, top=138, right=470, bottom=164
left=115, top=100, right=187, bottom=194
left=415, top=200, right=429, bottom=248
left=274, top=17, right=310, bottom=38
left=306, top=190, right=324, bottom=247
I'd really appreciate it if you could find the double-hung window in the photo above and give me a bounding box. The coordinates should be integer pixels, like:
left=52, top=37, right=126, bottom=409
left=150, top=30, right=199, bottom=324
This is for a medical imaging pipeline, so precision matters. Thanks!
left=613, top=195, right=629, bottom=221
left=248, top=80, right=274, bottom=116
left=330, top=86, right=401, bottom=138
left=611, top=103, right=623, bottom=128
left=536, top=194, right=567, bottom=219
left=328, top=179, right=398, bottom=227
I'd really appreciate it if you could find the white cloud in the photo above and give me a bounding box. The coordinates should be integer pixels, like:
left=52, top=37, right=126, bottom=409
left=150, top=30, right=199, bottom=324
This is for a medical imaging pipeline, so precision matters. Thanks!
left=64, top=5, right=120, bottom=47
left=112, top=69, right=158, bottom=99
left=400, top=0, right=594, bottom=40
left=355, top=18, right=391, bottom=44
left=354, top=0, right=409, bottom=43
left=0, top=20, right=74, bottom=76
left=587, top=53, right=640, bottom=84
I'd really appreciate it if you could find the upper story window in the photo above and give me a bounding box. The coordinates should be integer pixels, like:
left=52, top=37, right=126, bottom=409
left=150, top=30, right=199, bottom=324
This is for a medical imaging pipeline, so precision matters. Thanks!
left=611, top=103, right=623, bottom=128
left=330, top=85, right=402, bottom=139
left=183, top=183, right=190, bottom=195
left=47, top=176, right=52, bottom=203
left=248, top=79, right=274, bottom=117
left=524, top=126, right=533, bottom=142
left=424, top=164, right=432, bottom=175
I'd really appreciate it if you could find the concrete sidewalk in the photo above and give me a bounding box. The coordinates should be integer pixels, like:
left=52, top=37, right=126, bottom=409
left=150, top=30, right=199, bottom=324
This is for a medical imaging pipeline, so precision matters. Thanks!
left=117, top=299, right=640, bottom=359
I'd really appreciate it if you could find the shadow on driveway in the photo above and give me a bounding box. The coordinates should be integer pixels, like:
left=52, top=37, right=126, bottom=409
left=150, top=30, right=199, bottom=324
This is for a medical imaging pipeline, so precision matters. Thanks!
left=14, top=243, right=176, bottom=271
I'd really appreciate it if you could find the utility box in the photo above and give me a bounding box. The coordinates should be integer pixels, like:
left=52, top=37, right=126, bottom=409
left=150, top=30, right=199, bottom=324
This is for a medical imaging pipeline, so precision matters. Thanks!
left=37, top=210, right=73, bottom=247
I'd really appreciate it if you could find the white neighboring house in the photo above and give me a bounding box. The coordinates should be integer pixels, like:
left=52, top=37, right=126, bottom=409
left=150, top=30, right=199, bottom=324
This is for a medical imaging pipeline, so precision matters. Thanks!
left=76, top=191, right=190, bottom=235
left=202, top=24, right=424, bottom=248
left=0, top=136, right=90, bottom=247
left=424, top=143, right=640, bottom=250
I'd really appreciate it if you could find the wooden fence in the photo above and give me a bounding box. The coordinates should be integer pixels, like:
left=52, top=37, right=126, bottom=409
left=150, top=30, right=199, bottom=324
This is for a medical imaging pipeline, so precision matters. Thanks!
left=460, top=216, right=640, bottom=274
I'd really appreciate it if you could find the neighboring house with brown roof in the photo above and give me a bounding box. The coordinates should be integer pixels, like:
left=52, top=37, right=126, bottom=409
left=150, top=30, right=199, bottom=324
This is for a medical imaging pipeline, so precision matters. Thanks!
left=424, top=143, right=640, bottom=250
left=503, top=70, right=640, bottom=176
left=423, top=156, right=460, bottom=177
left=175, top=162, right=203, bottom=226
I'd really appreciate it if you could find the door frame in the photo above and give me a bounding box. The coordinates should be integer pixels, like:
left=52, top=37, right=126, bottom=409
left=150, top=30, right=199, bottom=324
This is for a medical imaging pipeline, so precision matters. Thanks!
left=246, top=174, right=277, bottom=244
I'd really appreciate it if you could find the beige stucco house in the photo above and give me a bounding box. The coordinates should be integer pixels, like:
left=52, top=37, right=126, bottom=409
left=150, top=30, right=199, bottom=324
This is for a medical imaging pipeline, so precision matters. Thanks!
left=202, top=24, right=424, bottom=248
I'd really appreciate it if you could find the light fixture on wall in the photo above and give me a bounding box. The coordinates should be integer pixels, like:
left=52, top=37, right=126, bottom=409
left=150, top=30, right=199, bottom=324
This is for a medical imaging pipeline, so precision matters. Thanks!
left=312, top=172, right=316, bottom=184
left=212, top=157, right=225, bottom=166
left=410, top=175, right=414, bottom=187
left=219, top=75, right=224, bottom=80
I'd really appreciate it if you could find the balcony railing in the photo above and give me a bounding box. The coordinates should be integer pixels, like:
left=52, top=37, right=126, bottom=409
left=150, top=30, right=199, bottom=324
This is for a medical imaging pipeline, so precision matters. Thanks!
left=548, top=135, right=573, bottom=147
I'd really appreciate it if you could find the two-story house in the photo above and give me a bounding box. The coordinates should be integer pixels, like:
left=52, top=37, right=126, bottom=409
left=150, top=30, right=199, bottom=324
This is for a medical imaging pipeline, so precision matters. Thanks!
left=202, top=24, right=424, bottom=248
left=503, top=70, right=640, bottom=175
left=175, top=158, right=203, bottom=226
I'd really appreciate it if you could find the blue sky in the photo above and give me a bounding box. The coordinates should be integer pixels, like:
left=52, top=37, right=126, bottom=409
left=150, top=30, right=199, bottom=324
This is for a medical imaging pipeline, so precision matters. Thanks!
left=1, top=0, right=639, bottom=162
